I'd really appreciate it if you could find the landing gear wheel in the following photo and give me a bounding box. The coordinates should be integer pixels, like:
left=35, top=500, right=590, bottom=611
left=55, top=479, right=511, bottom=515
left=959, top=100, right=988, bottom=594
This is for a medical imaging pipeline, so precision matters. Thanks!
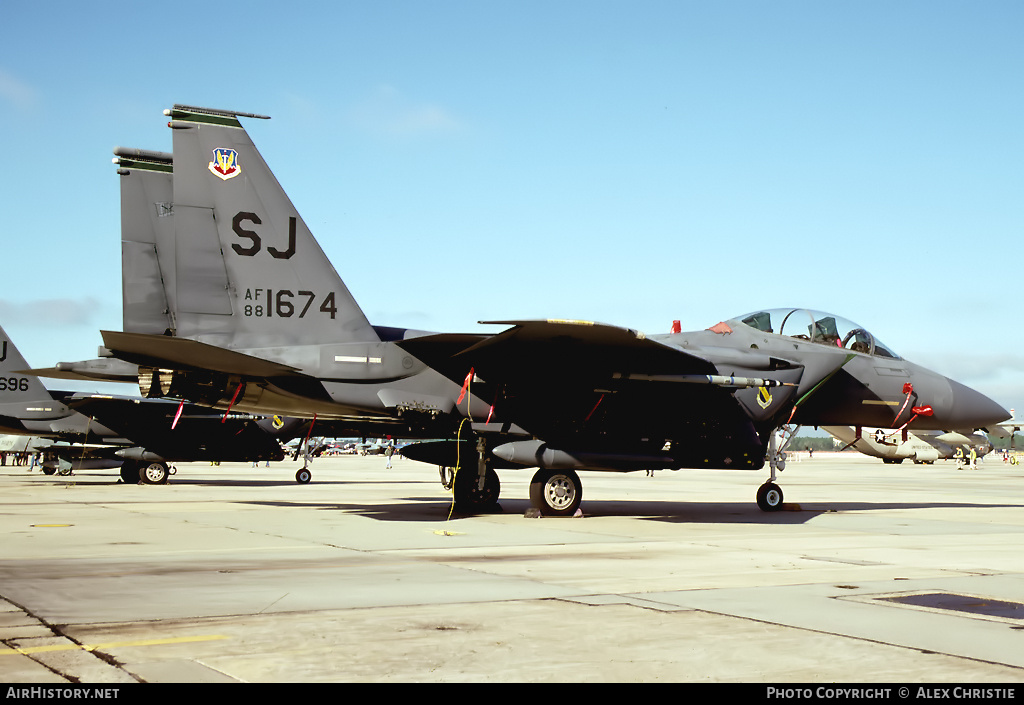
left=453, top=466, right=500, bottom=513
left=295, top=467, right=312, bottom=484
left=139, top=461, right=169, bottom=485
left=119, top=461, right=140, bottom=484
left=42, top=466, right=56, bottom=476
left=756, top=482, right=784, bottom=512
left=530, top=468, right=582, bottom=517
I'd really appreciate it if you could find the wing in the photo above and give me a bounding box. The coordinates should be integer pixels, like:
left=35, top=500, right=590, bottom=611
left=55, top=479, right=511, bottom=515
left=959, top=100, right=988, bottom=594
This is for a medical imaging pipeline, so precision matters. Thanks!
left=398, top=320, right=805, bottom=464
left=986, top=418, right=1024, bottom=438
left=100, top=330, right=305, bottom=377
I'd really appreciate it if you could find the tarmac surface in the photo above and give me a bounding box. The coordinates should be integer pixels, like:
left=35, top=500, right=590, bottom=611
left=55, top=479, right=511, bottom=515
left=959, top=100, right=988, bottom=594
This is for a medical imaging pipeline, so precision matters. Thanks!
left=1, top=451, right=1023, bottom=683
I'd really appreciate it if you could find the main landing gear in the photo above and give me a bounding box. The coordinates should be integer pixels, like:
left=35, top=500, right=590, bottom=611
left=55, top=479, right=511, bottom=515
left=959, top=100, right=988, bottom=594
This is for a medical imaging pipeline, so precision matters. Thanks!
left=119, top=460, right=173, bottom=485
left=445, top=463, right=582, bottom=517
left=442, top=464, right=500, bottom=513
left=529, top=468, right=582, bottom=517
left=440, top=429, right=793, bottom=516
left=445, top=438, right=501, bottom=513
left=442, top=438, right=583, bottom=517
left=454, top=464, right=500, bottom=511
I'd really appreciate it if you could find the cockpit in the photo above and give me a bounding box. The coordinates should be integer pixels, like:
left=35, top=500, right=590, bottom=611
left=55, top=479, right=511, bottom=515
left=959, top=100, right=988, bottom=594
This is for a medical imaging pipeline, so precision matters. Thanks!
left=731, top=308, right=900, bottom=359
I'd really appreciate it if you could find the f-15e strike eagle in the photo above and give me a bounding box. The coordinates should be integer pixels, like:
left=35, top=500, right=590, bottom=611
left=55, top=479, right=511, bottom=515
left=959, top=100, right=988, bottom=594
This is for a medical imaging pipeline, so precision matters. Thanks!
left=53, top=104, right=1009, bottom=515
left=1, top=321, right=297, bottom=482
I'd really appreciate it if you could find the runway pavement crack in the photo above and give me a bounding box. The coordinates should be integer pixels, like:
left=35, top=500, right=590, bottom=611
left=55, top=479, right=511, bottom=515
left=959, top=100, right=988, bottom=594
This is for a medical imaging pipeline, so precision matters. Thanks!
left=694, top=606, right=1024, bottom=674
left=0, top=592, right=142, bottom=683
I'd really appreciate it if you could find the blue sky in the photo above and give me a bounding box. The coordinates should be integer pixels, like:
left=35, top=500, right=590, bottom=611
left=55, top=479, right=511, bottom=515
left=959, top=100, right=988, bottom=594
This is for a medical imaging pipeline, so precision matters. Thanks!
left=2, top=1, right=1022, bottom=419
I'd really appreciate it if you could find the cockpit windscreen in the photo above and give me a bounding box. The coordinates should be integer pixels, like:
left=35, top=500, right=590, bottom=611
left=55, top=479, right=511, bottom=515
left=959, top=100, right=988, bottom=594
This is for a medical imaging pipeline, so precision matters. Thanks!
left=733, top=308, right=900, bottom=359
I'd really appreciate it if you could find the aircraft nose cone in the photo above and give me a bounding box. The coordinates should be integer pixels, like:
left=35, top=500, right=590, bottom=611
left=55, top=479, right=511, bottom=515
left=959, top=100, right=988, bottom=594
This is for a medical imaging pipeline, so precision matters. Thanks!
left=946, top=379, right=1010, bottom=428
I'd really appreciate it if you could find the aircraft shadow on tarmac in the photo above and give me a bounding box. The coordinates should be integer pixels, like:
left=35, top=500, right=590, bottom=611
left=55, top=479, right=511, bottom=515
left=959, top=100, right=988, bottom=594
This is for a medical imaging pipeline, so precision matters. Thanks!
left=30, top=473, right=1024, bottom=525
left=238, top=497, right=1023, bottom=525
left=162, top=477, right=360, bottom=488
left=33, top=474, right=358, bottom=488
left=631, top=500, right=1024, bottom=525
left=242, top=497, right=467, bottom=522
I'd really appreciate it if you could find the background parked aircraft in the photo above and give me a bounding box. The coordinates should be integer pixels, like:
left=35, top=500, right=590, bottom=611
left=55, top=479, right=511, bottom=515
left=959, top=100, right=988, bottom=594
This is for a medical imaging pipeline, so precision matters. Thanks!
left=823, top=425, right=993, bottom=464
left=3, top=321, right=300, bottom=482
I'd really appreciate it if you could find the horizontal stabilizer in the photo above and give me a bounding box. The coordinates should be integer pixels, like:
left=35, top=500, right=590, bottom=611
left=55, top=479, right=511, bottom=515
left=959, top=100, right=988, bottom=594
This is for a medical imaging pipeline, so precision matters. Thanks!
left=100, top=330, right=305, bottom=378
left=20, top=357, right=140, bottom=383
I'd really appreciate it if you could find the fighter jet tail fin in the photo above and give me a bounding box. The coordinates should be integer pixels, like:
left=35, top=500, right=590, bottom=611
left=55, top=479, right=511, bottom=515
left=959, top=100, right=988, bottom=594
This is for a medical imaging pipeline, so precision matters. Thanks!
left=157, top=104, right=379, bottom=349
left=0, top=324, right=55, bottom=405
left=113, top=147, right=176, bottom=336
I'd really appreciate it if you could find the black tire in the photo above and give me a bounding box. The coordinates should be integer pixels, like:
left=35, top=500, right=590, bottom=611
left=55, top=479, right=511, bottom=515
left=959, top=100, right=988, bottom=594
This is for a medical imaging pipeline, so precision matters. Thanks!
left=453, top=466, right=500, bottom=512
left=756, top=482, right=784, bottom=512
left=119, top=461, right=140, bottom=484
left=139, top=461, right=169, bottom=485
left=295, top=467, right=312, bottom=484
left=529, top=468, right=582, bottom=517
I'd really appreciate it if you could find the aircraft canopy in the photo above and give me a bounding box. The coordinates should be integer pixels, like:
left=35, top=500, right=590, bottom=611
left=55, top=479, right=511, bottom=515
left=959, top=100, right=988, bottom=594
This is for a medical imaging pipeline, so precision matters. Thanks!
left=731, top=308, right=900, bottom=359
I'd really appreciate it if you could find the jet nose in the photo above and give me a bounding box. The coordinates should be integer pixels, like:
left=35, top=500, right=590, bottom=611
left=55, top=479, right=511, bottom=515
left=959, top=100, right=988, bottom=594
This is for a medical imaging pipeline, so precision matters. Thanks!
left=945, top=379, right=1010, bottom=429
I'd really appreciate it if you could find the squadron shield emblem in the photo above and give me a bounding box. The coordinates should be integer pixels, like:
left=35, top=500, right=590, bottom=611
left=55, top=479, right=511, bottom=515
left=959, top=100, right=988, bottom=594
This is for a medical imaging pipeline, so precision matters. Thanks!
left=757, top=386, right=773, bottom=410
left=209, top=148, right=241, bottom=180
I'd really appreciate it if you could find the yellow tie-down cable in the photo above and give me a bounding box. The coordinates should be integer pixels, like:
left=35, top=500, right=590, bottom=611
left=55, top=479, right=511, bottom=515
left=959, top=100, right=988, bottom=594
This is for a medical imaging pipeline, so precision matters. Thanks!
left=445, top=416, right=471, bottom=522
left=445, top=369, right=477, bottom=522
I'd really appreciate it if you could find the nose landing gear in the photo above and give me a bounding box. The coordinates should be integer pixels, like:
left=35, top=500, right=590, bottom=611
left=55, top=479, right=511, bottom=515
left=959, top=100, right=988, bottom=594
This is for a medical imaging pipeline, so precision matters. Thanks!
left=756, top=481, right=784, bottom=511
left=757, top=425, right=793, bottom=512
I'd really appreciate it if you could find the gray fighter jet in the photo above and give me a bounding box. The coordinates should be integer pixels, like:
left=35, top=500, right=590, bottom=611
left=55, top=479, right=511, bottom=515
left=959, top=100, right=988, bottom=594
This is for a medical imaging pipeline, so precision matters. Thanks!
left=823, top=425, right=993, bottom=464
left=1, top=322, right=296, bottom=482
left=398, top=310, right=1009, bottom=514
left=94, top=105, right=1009, bottom=515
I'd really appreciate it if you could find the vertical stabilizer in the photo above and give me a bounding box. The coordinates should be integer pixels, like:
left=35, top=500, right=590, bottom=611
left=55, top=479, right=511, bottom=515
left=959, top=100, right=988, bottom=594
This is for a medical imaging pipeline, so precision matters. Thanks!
left=0, top=324, right=55, bottom=409
left=114, top=147, right=175, bottom=335
left=165, top=105, right=379, bottom=349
